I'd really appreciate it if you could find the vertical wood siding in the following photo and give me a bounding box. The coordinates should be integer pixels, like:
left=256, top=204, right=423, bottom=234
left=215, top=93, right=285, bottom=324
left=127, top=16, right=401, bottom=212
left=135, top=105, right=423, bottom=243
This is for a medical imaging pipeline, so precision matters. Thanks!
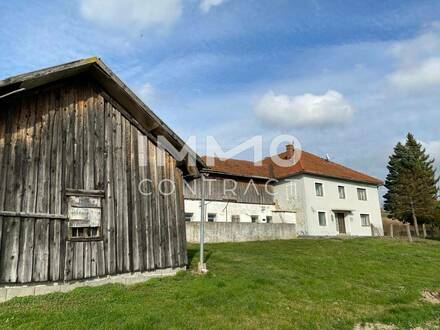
left=0, top=78, right=187, bottom=284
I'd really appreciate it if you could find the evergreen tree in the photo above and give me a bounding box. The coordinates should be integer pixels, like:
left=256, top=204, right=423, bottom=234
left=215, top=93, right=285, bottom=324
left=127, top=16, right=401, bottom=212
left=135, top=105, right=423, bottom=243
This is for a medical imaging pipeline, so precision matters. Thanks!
left=384, top=133, right=439, bottom=236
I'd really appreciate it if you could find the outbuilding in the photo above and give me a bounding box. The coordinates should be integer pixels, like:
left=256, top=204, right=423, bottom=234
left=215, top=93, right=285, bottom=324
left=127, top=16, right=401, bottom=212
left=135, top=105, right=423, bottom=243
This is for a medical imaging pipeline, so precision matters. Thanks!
left=0, top=57, right=202, bottom=286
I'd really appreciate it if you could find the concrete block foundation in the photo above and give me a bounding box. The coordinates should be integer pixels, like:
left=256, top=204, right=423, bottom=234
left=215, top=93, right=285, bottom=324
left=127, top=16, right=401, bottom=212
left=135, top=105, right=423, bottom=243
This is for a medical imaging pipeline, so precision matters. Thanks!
left=0, top=267, right=185, bottom=303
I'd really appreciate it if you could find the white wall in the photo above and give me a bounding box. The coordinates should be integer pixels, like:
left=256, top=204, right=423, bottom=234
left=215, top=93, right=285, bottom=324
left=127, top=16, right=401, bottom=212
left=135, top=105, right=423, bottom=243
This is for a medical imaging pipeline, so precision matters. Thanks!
left=184, top=200, right=276, bottom=223
left=274, top=174, right=383, bottom=236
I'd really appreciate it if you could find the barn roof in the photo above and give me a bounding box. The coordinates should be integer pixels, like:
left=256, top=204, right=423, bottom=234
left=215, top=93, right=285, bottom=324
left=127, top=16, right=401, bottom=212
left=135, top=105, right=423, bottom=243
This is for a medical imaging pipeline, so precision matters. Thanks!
left=0, top=57, right=205, bottom=174
left=203, top=148, right=383, bottom=186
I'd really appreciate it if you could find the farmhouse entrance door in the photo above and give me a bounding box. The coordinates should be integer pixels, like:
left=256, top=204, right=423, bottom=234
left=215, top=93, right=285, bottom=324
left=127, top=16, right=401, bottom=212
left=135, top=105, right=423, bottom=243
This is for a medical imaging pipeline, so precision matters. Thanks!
left=336, top=213, right=346, bottom=234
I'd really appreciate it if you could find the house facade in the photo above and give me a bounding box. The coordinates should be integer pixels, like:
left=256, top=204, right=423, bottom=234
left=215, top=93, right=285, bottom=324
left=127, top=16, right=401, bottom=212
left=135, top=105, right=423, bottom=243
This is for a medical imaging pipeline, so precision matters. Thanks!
left=184, top=144, right=383, bottom=237
left=273, top=174, right=383, bottom=236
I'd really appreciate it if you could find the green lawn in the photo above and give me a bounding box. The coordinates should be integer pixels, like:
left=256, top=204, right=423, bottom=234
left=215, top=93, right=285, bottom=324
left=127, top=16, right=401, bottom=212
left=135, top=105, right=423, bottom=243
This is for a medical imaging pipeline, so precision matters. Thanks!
left=0, top=238, right=439, bottom=329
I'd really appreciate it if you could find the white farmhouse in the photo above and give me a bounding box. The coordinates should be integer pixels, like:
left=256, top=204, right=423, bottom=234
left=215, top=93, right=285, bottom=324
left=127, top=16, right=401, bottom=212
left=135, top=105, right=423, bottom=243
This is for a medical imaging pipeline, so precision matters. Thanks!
left=184, top=144, right=384, bottom=237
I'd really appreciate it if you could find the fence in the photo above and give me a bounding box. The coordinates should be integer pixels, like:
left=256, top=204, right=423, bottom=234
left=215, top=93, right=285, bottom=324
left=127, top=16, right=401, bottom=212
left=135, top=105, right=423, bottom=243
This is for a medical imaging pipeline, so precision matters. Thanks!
left=186, top=222, right=297, bottom=243
left=382, top=222, right=439, bottom=241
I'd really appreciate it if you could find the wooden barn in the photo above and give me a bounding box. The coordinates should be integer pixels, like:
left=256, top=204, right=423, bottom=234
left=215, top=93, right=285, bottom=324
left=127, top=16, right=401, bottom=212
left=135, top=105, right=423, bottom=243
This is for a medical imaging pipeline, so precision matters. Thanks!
left=0, top=57, right=202, bottom=285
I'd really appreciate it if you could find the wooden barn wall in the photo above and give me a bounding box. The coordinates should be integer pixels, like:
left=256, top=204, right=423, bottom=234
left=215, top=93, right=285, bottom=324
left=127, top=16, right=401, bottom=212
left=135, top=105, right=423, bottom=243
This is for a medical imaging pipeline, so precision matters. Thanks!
left=0, top=79, right=187, bottom=284
left=184, top=177, right=274, bottom=205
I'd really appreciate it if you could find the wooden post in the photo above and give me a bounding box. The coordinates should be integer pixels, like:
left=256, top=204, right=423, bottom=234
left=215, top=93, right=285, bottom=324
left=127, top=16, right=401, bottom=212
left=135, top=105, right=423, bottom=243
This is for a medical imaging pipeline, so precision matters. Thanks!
left=406, top=224, right=413, bottom=242
left=390, top=223, right=394, bottom=238
left=422, top=223, right=427, bottom=238
left=198, top=173, right=207, bottom=273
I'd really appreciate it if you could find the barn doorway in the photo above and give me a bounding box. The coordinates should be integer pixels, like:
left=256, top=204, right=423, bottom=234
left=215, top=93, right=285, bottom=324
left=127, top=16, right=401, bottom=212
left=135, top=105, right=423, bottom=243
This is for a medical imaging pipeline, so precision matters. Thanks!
left=335, top=213, right=346, bottom=234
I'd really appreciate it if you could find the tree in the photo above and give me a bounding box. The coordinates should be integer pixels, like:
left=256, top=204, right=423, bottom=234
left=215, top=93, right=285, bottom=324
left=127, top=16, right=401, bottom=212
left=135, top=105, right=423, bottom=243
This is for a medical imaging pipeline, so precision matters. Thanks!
left=384, top=133, right=439, bottom=236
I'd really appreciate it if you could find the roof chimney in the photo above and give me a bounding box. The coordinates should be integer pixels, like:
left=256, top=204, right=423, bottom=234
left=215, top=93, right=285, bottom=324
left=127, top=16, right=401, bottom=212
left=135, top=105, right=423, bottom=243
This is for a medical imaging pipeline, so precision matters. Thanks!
left=285, top=143, right=294, bottom=159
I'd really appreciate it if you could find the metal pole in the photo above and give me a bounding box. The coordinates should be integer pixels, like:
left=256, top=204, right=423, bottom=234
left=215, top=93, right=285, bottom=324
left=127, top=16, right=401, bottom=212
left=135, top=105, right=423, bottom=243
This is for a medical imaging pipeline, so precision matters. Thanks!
left=198, top=173, right=207, bottom=273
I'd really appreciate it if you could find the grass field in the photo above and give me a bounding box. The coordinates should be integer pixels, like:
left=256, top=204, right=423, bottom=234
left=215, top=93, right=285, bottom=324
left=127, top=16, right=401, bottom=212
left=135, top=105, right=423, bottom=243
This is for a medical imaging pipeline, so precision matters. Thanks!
left=0, top=238, right=439, bottom=329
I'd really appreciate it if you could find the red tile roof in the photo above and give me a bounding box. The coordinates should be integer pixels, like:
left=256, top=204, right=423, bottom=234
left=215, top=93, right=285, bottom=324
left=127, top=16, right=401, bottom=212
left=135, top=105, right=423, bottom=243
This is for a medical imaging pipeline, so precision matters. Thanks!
left=202, top=148, right=383, bottom=186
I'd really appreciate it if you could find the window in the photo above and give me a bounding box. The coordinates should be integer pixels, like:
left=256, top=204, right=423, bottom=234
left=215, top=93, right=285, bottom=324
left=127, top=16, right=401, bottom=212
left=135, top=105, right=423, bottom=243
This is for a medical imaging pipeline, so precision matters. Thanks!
left=315, top=182, right=324, bottom=196
left=357, top=188, right=367, bottom=201
left=67, top=194, right=102, bottom=240
left=231, top=215, right=240, bottom=223
left=338, top=186, right=346, bottom=199
left=185, top=213, right=193, bottom=222
left=207, top=213, right=216, bottom=222
left=360, top=214, right=370, bottom=226
left=266, top=216, right=272, bottom=223
left=71, top=227, right=100, bottom=239
left=251, top=215, right=259, bottom=223
left=318, top=212, right=326, bottom=226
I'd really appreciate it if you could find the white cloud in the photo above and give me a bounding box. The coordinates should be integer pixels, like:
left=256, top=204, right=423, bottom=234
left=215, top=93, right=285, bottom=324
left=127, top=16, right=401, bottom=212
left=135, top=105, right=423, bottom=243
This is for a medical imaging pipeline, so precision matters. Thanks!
left=389, top=58, right=440, bottom=91
left=79, top=0, right=182, bottom=33
left=422, top=140, right=440, bottom=169
left=388, top=24, right=440, bottom=91
left=254, top=90, right=355, bottom=129
left=137, top=83, right=155, bottom=101
left=200, top=0, right=228, bottom=13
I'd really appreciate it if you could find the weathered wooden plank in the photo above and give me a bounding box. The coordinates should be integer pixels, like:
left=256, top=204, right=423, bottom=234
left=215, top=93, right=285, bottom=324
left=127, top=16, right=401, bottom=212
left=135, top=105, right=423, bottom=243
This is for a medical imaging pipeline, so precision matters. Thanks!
left=113, top=108, right=124, bottom=273
left=73, top=241, right=84, bottom=279
left=84, top=86, right=95, bottom=190
left=148, top=140, right=161, bottom=268
left=129, top=125, right=142, bottom=271
left=158, top=147, right=170, bottom=268
left=164, top=154, right=173, bottom=266
left=104, top=101, right=116, bottom=274
left=0, top=101, right=24, bottom=283
left=73, top=85, right=84, bottom=189
left=84, top=241, right=91, bottom=278
left=97, top=240, right=106, bottom=276
left=121, top=118, right=130, bottom=272
left=0, top=106, right=7, bottom=267
left=63, top=240, right=74, bottom=281
left=65, top=188, right=105, bottom=197
left=49, top=90, right=62, bottom=281
left=94, top=93, right=105, bottom=190
left=0, top=211, right=67, bottom=219
left=175, top=167, right=187, bottom=265
left=64, top=86, right=75, bottom=190
left=168, top=156, right=179, bottom=267
left=68, top=196, right=101, bottom=208
left=90, top=241, right=97, bottom=277
left=0, top=105, right=13, bottom=274
left=17, top=95, right=38, bottom=282
left=138, top=134, right=153, bottom=270
left=33, top=92, right=51, bottom=282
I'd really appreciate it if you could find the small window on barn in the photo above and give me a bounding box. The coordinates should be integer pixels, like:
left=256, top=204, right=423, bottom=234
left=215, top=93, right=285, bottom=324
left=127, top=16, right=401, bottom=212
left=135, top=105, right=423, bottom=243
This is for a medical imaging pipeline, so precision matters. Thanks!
left=360, top=214, right=370, bottom=227
left=315, top=182, right=324, bottom=196
left=231, top=215, right=240, bottom=223
left=318, top=212, right=327, bottom=226
left=357, top=188, right=367, bottom=201
left=67, top=193, right=102, bottom=240
left=185, top=213, right=193, bottom=222
left=266, top=216, right=273, bottom=223
left=207, top=213, right=216, bottom=222
left=251, top=215, right=259, bottom=223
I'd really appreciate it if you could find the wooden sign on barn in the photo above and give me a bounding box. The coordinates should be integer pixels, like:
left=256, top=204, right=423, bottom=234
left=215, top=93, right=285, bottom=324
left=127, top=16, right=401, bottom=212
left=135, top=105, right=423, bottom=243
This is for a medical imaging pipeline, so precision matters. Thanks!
left=0, top=58, right=203, bottom=284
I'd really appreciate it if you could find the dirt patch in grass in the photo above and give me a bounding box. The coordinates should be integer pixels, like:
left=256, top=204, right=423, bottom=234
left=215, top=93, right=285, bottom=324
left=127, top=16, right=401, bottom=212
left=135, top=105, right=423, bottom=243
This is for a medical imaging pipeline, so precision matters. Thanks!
left=354, top=323, right=397, bottom=330
left=421, top=290, right=440, bottom=304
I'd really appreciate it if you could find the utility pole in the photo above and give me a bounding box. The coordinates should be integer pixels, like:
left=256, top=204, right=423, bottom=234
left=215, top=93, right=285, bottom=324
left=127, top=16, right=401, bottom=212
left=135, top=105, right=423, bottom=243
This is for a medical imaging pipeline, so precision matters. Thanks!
left=198, top=172, right=208, bottom=273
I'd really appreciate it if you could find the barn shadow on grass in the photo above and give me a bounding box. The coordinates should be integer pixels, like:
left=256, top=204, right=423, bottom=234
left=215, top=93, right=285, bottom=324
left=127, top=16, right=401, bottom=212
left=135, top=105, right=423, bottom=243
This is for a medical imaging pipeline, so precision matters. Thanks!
left=187, top=246, right=213, bottom=268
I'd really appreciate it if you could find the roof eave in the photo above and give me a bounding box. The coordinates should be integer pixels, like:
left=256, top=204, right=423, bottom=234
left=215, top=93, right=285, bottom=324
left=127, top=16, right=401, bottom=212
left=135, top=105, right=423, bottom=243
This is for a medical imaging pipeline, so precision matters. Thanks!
left=277, top=170, right=383, bottom=186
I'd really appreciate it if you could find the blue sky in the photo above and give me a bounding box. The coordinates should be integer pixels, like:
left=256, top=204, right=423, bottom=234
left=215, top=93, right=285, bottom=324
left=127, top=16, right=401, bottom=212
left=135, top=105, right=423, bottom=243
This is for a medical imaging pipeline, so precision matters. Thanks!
left=1, top=0, right=440, bottom=189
